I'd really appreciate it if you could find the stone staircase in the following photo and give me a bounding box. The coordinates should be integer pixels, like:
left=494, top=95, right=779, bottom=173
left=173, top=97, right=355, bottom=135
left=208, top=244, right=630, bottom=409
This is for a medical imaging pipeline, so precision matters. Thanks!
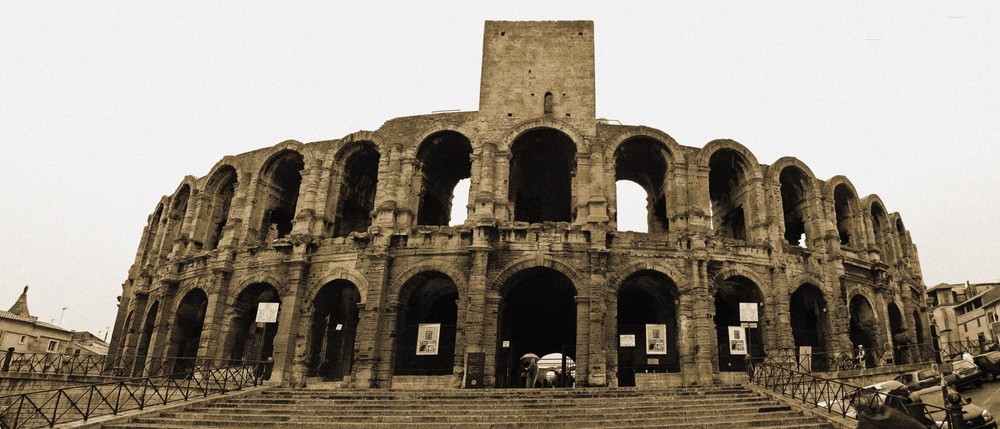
left=102, top=385, right=836, bottom=428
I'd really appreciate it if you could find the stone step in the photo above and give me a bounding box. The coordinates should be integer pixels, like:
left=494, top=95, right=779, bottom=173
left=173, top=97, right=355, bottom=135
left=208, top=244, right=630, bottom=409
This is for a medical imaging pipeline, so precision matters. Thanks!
left=162, top=402, right=789, bottom=420
left=118, top=411, right=824, bottom=428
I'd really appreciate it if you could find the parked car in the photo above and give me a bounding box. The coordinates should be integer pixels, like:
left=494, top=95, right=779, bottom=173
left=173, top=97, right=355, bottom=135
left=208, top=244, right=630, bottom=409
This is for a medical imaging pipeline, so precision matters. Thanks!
left=816, top=380, right=905, bottom=418
left=895, top=368, right=954, bottom=391
left=972, top=352, right=1000, bottom=382
left=945, top=360, right=984, bottom=389
left=910, top=385, right=996, bottom=429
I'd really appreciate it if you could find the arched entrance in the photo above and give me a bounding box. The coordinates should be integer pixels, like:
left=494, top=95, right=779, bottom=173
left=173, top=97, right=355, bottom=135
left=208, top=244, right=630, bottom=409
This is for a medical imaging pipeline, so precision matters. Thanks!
left=415, top=131, right=473, bottom=226
left=227, top=283, right=280, bottom=362
left=255, top=150, right=303, bottom=242
left=789, top=284, right=829, bottom=371
left=708, top=149, right=751, bottom=240
left=308, top=280, right=361, bottom=380
left=393, top=272, right=459, bottom=376
left=496, top=267, right=577, bottom=388
left=714, top=276, right=764, bottom=371
left=616, top=270, right=680, bottom=387
left=614, top=138, right=670, bottom=233
left=134, top=301, right=159, bottom=376
left=168, top=289, right=208, bottom=373
left=849, top=294, right=880, bottom=367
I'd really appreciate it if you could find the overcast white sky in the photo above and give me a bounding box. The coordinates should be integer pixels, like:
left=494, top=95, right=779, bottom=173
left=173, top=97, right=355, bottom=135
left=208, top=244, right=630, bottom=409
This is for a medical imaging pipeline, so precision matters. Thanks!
left=1, top=2, right=998, bottom=337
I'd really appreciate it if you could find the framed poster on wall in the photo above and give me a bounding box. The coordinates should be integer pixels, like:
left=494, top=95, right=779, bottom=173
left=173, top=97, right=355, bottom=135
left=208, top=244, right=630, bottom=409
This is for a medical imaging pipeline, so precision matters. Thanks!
left=645, top=324, right=667, bottom=355
left=416, top=323, right=440, bottom=356
left=728, top=326, right=747, bottom=355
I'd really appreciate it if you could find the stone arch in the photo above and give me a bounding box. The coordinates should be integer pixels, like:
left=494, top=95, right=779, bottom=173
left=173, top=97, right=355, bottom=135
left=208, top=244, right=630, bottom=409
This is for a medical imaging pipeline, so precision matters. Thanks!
left=614, top=269, right=682, bottom=386
left=392, top=270, right=461, bottom=376
left=334, top=130, right=387, bottom=158
left=310, top=268, right=370, bottom=306
left=489, top=256, right=586, bottom=296
left=414, top=131, right=474, bottom=226
left=887, top=301, right=909, bottom=363
left=773, top=161, right=818, bottom=247
left=604, top=127, right=685, bottom=165
left=789, top=282, right=830, bottom=370
left=139, top=202, right=165, bottom=265
left=391, top=261, right=468, bottom=300
left=865, top=195, right=895, bottom=262
left=134, top=300, right=160, bottom=375
left=159, top=180, right=195, bottom=256
left=231, top=273, right=288, bottom=299
left=252, top=147, right=306, bottom=243
left=306, top=278, right=362, bottom=380
left=224, top=282, right=281, bottom=362
left=409, top=124, right=481, bottom=157
left=328, top=138, right=381, bottom=237
left=701, top=140, right=760, bottom=240
left=828, top=177, right=863, bottom=249
left=696, top=139, right=762, bottom=175
left=498, top=118, right=589, bottom=155
left=609, top=261, right=688, bottom=294
left=611, top=134, right=673, bottom=233
left=891, top=213, right=910, bottom=257
left=712, top=266, right=770, bottom=296
left=849, top=293, right=881, bottom=365
left=507, top=126, right=578, bottom=223
left=167, top=287, right=209, bottom=370
left=202, top=163, right=239, bottom=251
left=713, top=275, right=766, bottom=371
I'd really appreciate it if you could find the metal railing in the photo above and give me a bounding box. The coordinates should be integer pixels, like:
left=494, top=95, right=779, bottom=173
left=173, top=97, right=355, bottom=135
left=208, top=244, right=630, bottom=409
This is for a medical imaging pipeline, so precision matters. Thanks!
left=766, top=340, right=999, bottom=373
left=0, top=357, right=269, bottom=429
left=1, top=349, right=255, bottom=380
left=746, top=357, right=961, bottom=428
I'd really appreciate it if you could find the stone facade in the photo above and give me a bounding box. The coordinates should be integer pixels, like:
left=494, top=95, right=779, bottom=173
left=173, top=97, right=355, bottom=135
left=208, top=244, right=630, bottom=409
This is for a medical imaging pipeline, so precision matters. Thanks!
left=107, top=21, right=930, bottom=388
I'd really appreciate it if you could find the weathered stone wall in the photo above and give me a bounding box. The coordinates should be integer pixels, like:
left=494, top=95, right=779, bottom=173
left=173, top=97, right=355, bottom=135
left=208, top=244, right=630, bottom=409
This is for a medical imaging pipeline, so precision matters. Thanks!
left=107, top=20, right=930, bottom=389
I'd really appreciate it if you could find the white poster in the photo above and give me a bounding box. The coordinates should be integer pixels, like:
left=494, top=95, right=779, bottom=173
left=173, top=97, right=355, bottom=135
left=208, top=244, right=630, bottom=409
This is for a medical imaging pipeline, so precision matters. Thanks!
left=416, top=323, right=441, bottom=356
left=645, top=324, right=667, bottom=355
left=254, top=302, right=279, bottom=323
left=619, top=334, right=636, bottom=347
left=739, top=302, right=759, bottom=322
left=728, top=326, right=747, bottom=355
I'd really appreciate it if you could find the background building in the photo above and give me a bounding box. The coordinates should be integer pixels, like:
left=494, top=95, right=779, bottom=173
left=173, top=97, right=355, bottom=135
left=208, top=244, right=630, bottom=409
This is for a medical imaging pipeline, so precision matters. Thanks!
left=108, top=21, right=930, bottom=388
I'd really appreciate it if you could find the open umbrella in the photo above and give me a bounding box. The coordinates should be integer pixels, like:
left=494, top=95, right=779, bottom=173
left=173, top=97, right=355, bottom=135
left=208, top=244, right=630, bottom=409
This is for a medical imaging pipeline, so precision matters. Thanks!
left=520, top=353, right=539, bottom=361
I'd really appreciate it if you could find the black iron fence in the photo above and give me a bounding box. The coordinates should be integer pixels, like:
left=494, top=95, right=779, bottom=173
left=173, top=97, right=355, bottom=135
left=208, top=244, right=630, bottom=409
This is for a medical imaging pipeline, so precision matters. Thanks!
left=0, top=349, right=259, bottom=380
left=746, top=357, right=962, bottom=428
left=0, top=357, right=269, bottom=429
left=767, top=340, right=998, bottom=373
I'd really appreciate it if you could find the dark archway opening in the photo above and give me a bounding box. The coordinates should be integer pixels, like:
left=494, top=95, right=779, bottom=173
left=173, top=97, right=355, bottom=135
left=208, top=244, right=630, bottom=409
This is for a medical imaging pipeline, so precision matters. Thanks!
left=849, top=295, right=879, bottom=367
left=333, top=143, right=380, bottom=237
left=888, top=302, right=907, bottom=364
left=141, top=205, right=163, bottom=265
left=308, top=280, right=361, bottom=380
left=205, top=166, right=237, bottom=251
left=714, top=276, right=764, bottom=371
left=871, top=203, right=894, bottom=263
left=779, top=167, right=810, bottom=247
left=708, top=149, right=748, bottom=240
left=393, top=272, right=459, bottom=376
left=790, top=284, right=829, bottom=371
left=509, top=128, right=576, bottom=223
left=496, top=267, right=577, bottom=387
left=416, top=132, right=472, bottom=226
left=616, top=270, right=680, bottom=387
left=134, top=301, right=159, bottom=376
left=258, top=151, right=304, bottom=242
left=614, top=138, right=669, bottom=233
left=163, top=186, right=190, bottom=255
left=169, top=289, right=208, bottom=374
left=228, top=283, right=280, bottom=362
left=834, top=185, right=858, bottom=247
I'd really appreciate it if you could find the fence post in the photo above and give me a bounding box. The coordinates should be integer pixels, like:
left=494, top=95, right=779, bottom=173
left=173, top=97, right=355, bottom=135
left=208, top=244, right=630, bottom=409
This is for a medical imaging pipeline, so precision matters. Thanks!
left=2, top=347, right=13, bottom=371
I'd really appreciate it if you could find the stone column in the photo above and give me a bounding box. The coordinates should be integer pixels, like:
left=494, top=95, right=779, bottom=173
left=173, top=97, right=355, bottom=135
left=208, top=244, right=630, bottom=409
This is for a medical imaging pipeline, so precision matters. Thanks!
left=348, top=249, right=392, bottom=388
left=198, top=266, right=233, bottom=363
left=575, top=295, right=591, bottom=386
left=586, top=151, right=609, bottom=224
left=270, top=259, right=308, bottom=386
left=494, top=151, right=511, bottom=221
left=122, top=290, right=149, bottom=357
left=688, top=259, right=715, bottom=384
left=586, top=250, right=608, bottom=386
left=473, top=143, right=496, bottom=220
left=147, top=284, right=179, bottom=373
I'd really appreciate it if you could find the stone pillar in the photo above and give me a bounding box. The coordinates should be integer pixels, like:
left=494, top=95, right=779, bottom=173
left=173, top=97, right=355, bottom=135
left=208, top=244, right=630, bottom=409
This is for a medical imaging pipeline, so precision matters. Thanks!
left=394, top=158, right=417, bottom=228
left=463, top=245, right=490, bottom=355
left=198, top=267, right=233, bottom=363
left=348, top=249, right=392, bottom=388
left=270, top=259, right=308, bottom=386
left=575, top=295, right=591, bottom=386
left=473, top=143, right=496, bottom=220
left=494, top=151, right=511, bottom=221
left=482, top=293, right=501, bottom=387
left=586, top=250, right=608, bottom=386
left=147, top=284, right=179, bottom=371
left=122, top=290, right=149, bottom=357
left=586, top=151, right=608, bottom=223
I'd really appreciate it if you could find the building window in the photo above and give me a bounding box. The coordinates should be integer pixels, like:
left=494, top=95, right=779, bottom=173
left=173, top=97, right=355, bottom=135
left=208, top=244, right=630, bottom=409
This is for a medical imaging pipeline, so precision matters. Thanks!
left=18, top=335, right=27, bottom=344
left=47, top=340, right=58, bottom=352
left=977, top=319, right=981, bottom=327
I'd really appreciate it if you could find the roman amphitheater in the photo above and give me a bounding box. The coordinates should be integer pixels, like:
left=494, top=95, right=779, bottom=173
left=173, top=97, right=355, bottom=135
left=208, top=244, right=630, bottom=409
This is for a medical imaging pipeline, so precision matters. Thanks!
left=107, top=21, right=929, bottom=389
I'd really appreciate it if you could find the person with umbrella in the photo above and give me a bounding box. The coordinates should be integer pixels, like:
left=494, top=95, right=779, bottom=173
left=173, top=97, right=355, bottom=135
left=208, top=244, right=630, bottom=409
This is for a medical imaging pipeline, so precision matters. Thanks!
left=520, top=353, right=541, bottom=388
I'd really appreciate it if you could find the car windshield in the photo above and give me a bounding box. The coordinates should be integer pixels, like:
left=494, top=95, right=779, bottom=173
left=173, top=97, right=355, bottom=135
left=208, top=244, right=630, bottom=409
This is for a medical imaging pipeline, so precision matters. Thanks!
left=917, top=370, right=936, bottom=379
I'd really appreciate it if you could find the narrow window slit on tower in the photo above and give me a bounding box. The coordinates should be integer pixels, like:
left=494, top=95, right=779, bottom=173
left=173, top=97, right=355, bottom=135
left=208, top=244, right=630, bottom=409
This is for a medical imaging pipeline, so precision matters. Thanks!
left=544, top=92, right=553, bottom=115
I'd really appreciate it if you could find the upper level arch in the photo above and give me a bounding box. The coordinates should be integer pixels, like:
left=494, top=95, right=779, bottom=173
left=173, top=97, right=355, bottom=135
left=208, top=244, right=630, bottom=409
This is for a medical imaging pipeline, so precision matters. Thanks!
left=771, top=160, right=818, bottom=248
left=414, top=130, right=473, bottom=226
left=202, top=163, right=239, bottom=251
left=498, top=118, right=588, bottom=155
left=864, top=195, right=896, bottom=262
left=253, top=148, right=306, bottom=242
left=603, top=127, right=684, bottom=165
left=329, top=139, right=381, bottom=237
left=826, top=176, right=864, bottom=249
left=700, top=140, right=760, bottom=240
left=507, top=127, right=577, bottom=223
left=612, top=135, right=673, bottom=233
